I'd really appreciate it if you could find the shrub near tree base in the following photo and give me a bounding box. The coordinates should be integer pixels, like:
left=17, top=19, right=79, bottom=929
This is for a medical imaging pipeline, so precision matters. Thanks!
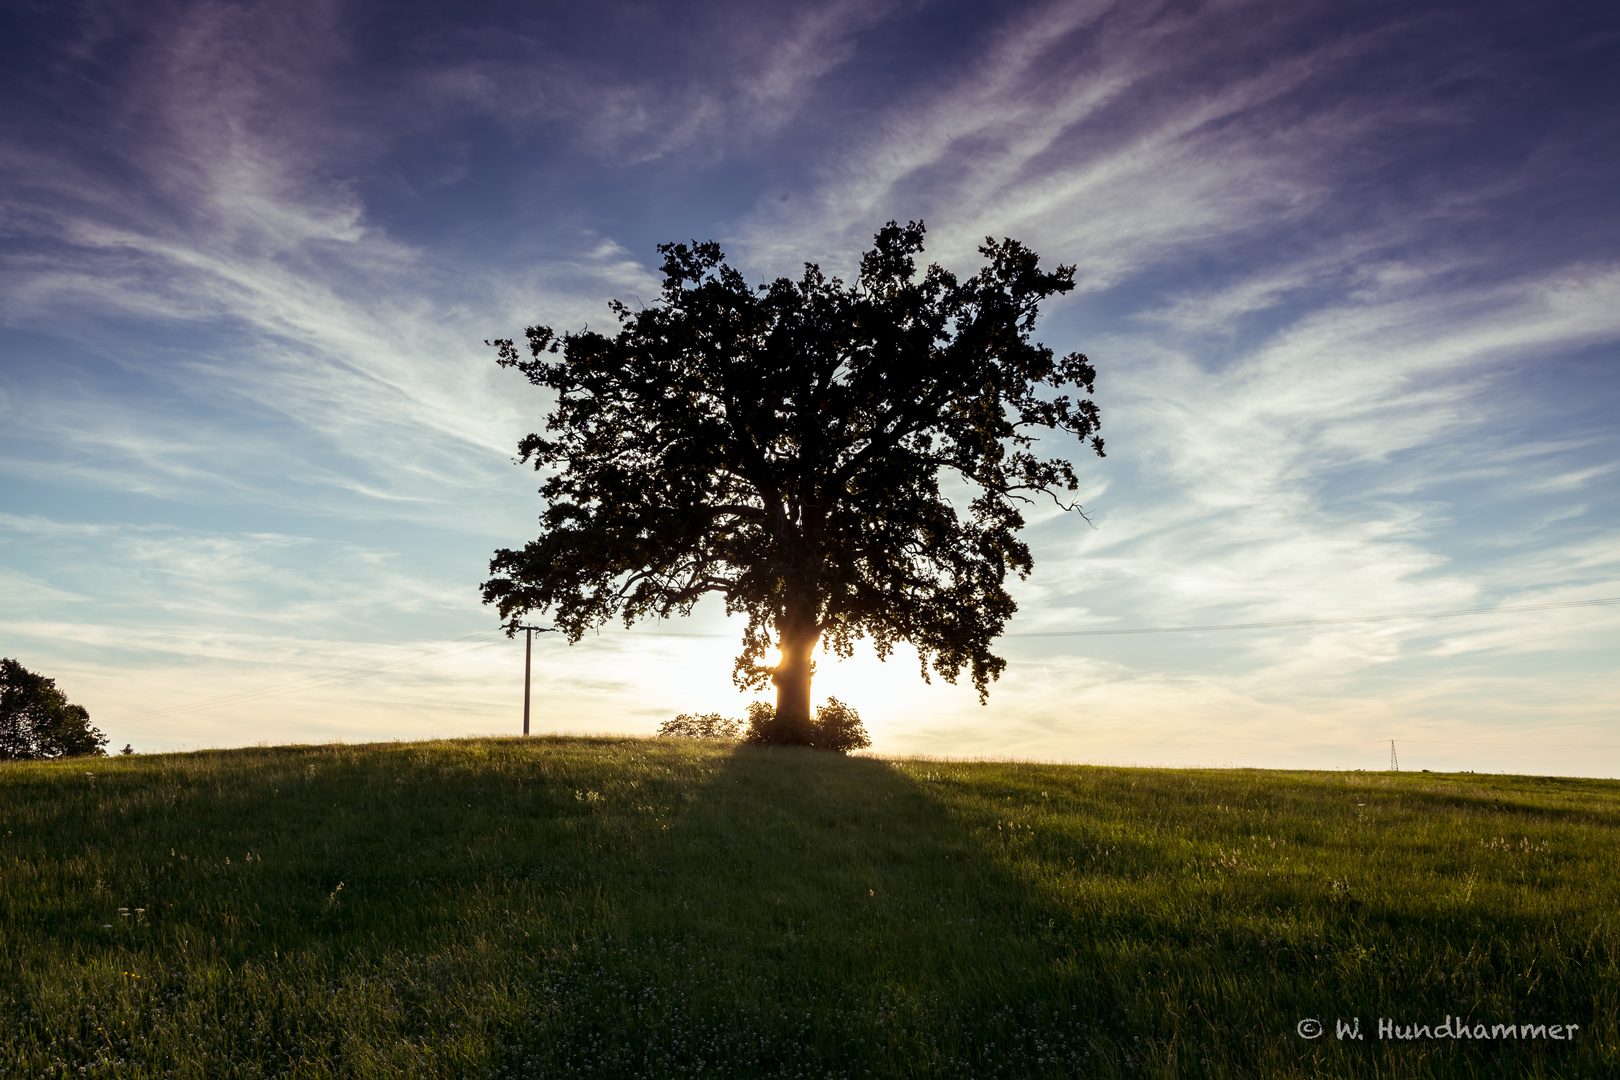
left=810, top=698, right=872, bottom=754
left=744, top=698, right=871, bottom=754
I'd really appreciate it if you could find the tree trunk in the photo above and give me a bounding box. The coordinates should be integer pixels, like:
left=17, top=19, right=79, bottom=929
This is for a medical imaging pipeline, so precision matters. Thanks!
left=771, top=615, right=819, bottom=745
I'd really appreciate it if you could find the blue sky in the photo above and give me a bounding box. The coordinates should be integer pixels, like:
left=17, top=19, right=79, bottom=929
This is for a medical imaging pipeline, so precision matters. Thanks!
left=2, top=0, right=1616, bottom=772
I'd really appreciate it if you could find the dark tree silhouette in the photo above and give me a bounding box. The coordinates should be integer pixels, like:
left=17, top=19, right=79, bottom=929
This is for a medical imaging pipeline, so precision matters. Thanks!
left=484, top=221, right=1102, bottom=744
left=0, top=658, right=107, bottom=760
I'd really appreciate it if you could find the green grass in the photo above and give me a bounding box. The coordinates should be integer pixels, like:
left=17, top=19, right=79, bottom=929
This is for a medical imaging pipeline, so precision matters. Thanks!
left=1, top=737, right=1616, bottom=1079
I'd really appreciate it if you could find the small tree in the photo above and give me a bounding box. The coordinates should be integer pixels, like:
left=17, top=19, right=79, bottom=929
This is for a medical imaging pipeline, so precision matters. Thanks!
left=0, top=658, right=108, bottom=760
left=484, top=221, right=1102, bottom=742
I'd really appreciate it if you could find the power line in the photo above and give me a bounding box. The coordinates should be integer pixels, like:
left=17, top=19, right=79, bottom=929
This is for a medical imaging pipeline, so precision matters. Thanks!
left=608, top=596, right=1619, bottom=639
left=1003, top=596, right=1619, bottom=637
left=1242, top=737, right=1620, bottom=754
left=99, top=630, right=507, bottom=727
left=93, top=594, right=1617, bottom=727
left=1394, top=739, right=1620, bottom=748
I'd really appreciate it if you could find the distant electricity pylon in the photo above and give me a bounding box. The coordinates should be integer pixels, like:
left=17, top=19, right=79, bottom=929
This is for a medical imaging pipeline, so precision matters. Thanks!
left=516, top=625, right=559, bottom=735
left=1390, top=740, right=1399, bottom=771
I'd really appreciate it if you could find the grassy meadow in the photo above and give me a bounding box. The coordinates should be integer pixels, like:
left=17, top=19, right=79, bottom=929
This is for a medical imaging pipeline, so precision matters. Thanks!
left=0, top=737, right=1615, bottom=1079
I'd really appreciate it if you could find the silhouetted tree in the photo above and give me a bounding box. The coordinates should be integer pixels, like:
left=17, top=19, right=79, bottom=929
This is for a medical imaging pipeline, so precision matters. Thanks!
left=484, top=221, right=1102, bottom=744
left=0, top=658, right=108, bottom=760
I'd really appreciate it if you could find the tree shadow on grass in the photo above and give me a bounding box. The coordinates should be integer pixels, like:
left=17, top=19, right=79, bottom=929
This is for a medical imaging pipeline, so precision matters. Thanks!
left=536, top=745, right=1120, bottom=1079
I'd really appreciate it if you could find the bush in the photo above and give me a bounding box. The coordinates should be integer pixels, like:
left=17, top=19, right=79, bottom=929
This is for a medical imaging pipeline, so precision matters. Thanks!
left=656, top=712, right=742, bottom=740
left=812, top=697, right=872, bottom=754
left=739, top=701, right=810, bottom=747
left=743, top=698, right=870, bottom=754
left=0, top=658, right=107, bottom=760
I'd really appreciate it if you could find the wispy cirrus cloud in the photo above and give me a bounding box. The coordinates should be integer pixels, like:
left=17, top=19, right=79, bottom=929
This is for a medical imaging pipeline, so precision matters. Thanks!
left=1, top=11, right=618, bottom=520
left=734, top=0, right=1384, bottom=275
left=1023, top=261, right=1620, bottom=629
left=732, top=0, right=1615, bottom=296
left=413, top=0, right=908, bottom=163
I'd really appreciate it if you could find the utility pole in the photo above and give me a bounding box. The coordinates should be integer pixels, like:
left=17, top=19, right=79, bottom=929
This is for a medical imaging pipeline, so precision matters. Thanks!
left=516, top=625, right=558, bottom=735
left=1390, top=739, right=1399, bottom=771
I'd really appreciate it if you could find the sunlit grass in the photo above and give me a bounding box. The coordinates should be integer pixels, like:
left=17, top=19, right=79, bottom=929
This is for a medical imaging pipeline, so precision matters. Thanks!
left=1, top=737, right=1615, bottom=1078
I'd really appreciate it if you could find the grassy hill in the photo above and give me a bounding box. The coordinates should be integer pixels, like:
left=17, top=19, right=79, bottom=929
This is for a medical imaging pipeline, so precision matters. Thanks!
left=1, top=737, right=1615, bottom=1079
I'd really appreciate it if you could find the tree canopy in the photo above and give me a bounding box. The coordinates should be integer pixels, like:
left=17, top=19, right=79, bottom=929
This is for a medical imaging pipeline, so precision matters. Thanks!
left=484, top=221, right=1102, bottom=743
left=0, top=658, right=107, bottom=760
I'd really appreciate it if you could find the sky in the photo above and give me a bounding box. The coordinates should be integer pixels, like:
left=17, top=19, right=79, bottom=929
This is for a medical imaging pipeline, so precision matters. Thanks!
left=1, top=0, right=1616, bottom=773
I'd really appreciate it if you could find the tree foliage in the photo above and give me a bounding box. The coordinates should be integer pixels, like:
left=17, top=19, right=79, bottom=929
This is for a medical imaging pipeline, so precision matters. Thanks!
left=0, top=658, right=108, bottom=760
left=484, top=221, right=1102, bottom=738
